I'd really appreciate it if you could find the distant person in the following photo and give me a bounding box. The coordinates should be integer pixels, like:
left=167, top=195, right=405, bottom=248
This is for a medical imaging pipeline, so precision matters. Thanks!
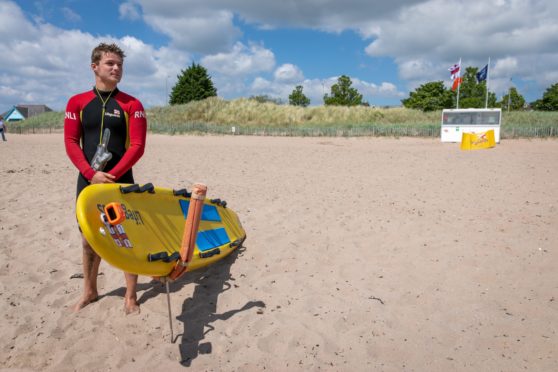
left=0, top=115, right=6, bottom=141
left=64, top=42, right=147, bottom=314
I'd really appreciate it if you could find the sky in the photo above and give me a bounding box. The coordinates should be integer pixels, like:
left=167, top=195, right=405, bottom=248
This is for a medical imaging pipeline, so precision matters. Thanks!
left=1, top=0, right=557, bottom=111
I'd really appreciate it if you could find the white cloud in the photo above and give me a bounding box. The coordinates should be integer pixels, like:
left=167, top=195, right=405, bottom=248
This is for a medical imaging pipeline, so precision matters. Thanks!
left=493, top=57, right=519, bottom=77
left=61, top=7, right=81, bottom=23
left=0, top=1, right=36, bottom=41
left=377, top=82, right=402, bottom=96
left=361, top=0, right=558, bottom=95
left=128, top=0, right=558, bottom=99
left=201, top=42, right=277, bottom=100
left=217, top=0, right=426, bottom=32
left=350, top=78, right=406, bottom=100
left=132, top=0, right=424, bottom=34
left=397, top=59, right=438, bottom=82
left=202, top=42, right=275, bottom=76
left=1, top=0, right=557, bottom=110
left=0, top=3, right=98, bottom=109
left=137, top=2, right=241, bottom=54
left=274, top=64, right=304, bottom=82
left=119, top=2, right=142, bottom=21
left=129, top=0, right=427, bottom=55
left=0, top=2, right=190, bottom=110
left=250, top=77, right=272, bottom=91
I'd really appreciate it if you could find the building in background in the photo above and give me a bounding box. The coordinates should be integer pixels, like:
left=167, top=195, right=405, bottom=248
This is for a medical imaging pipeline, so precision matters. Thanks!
left=1, top=104, right=53, bottom=121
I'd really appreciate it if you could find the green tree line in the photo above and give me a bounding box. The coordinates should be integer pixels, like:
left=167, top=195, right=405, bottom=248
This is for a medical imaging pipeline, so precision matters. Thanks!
left=402, top=66, right=558, bottom=112
left=169, top=62, right=558, bottom=112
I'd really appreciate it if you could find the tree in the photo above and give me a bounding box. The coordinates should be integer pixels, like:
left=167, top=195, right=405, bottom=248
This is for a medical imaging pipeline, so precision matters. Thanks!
left=456, top=67, right=497, bottom=108
left=323, top=75, right=363, bottom=106
left=289, top=85, right=310, bottom=107
left=401, top=81, right=453, bottom=111
left=170, top=62, right=217, bottom=105
left=531, top=83, right=558, bottom=111
left=500, top=87, right=526, bottom=111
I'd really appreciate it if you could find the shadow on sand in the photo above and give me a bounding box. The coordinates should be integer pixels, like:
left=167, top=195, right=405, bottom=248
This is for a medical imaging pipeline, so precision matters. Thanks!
left=174, top=246, right=265, bottom=366
left=103, top=245, right=265, bottom=366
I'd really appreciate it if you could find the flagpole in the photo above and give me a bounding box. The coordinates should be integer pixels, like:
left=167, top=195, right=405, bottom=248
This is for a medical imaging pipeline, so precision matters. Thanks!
left=508, top=77, right=512, bottom=112
left=456, top=58, right=461, bottom=109
left=485, top=57, right=490, bottom=108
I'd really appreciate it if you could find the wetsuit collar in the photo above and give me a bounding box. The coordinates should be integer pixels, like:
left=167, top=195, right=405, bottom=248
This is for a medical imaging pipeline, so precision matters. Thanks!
left=93, top=87, right=119, bottom=97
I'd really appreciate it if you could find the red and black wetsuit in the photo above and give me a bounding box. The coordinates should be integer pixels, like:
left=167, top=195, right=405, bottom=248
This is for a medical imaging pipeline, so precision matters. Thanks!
left=64, top=87, right=147, bottom=197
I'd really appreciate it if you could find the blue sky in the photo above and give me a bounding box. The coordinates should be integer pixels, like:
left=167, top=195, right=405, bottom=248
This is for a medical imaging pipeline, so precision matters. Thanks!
left=1, top=0, right=557, bottom=111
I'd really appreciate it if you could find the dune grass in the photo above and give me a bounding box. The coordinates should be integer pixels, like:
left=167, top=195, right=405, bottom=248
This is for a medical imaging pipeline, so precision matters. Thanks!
left=9, top=97, right=558, bottom=138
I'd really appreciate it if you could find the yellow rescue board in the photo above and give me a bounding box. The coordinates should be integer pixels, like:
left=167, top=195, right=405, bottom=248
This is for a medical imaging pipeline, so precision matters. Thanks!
left=76, top=183, right=246, bottom=276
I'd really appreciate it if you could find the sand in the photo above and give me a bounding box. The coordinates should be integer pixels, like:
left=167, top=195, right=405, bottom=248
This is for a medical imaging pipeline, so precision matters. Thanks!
left=1, top=133, right=557, bottom=371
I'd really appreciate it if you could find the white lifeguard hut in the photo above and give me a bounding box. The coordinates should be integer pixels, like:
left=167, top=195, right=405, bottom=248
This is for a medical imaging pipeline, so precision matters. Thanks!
left=441, top=108, right=501, bottom=143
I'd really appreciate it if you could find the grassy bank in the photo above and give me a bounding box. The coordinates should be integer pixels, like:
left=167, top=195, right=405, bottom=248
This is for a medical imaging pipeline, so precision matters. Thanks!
left=9, top=97, right=558, bottom=138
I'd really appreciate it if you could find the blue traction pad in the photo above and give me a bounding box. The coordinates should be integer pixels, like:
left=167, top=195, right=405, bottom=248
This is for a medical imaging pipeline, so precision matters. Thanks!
left=196, top=228, right=230, bottom=251
left=179, top=200, right=222, bottom=222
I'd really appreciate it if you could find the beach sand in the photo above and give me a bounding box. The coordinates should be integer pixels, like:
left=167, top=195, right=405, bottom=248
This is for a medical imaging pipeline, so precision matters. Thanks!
left=1, top=133, right=557, bottom=371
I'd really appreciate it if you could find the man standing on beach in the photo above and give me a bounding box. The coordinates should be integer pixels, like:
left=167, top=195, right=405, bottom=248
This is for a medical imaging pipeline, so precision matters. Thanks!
left=64, top=43, right=147, bottom=313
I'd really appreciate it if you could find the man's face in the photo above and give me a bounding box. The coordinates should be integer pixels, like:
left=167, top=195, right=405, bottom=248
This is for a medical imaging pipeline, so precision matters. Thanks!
left=92, top=52, right=123, bottom=85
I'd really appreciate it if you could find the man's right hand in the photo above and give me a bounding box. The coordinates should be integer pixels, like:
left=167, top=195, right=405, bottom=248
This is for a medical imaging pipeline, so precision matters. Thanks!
left=91, top=171, right=116, bottom=184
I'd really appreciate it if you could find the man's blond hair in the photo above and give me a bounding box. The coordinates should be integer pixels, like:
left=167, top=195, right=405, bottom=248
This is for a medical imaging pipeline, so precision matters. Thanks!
left=91, top=43, right=126, bottom=64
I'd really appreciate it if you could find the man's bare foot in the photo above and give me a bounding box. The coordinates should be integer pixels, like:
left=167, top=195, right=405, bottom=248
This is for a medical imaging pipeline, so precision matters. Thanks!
left=73, top=294, right=98, bottom=312
left=124, top=298, right=140, bottom=315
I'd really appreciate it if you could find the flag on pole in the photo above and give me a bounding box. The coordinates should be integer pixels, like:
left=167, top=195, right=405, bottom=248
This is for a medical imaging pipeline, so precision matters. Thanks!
left=452, top=77, right=462, bottom=91
left=476, top=64, right=488, bottom=82
left=449, top=63, right=461, bottom=80
left=449, top=58, right=462, bottom=108
left=449, top=61, right=462, bottom=91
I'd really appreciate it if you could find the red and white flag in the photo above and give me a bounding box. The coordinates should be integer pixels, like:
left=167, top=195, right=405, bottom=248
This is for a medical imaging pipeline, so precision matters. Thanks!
left=449, top=62, right=461, bottom=80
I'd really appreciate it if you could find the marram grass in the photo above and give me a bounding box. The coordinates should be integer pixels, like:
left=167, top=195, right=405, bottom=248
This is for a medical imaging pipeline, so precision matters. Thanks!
left=9, top=97, right=558, bottom=138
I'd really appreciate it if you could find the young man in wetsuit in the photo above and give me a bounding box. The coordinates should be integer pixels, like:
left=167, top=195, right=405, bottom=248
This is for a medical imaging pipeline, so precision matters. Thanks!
left=64, top=43, right=147, bottom=313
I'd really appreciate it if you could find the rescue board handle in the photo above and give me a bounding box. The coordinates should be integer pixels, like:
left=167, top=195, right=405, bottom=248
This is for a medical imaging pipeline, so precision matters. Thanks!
left=173, top=188, right=191, bottom=198
left=120, top=183, right=154, bottom=194
left=147, top=251, right=180, bottom=263
left=210, top=198, right=227, bottom=208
